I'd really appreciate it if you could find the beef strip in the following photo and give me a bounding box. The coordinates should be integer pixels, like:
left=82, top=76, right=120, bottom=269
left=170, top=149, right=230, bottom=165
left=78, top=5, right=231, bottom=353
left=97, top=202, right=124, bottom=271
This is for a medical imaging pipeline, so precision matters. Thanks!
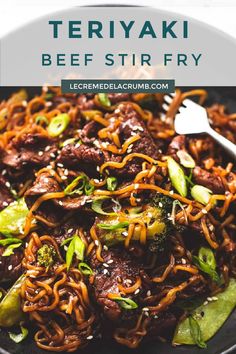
left=167, top=135, right=186, bottom=161
left=193, top=166, right=225, bottom=193
left=25, top=172, right=93, bottom=213
left=90, top=247, right=149, bottom=322
left=57, top=143, right=104, bottom=173
left=58, top=103, right=160, bottom=178
left=0, top=175, right=14, bottom=210
left=2, top=132, right=57, bottom=172
left=0, top=246, right=23, bottom=283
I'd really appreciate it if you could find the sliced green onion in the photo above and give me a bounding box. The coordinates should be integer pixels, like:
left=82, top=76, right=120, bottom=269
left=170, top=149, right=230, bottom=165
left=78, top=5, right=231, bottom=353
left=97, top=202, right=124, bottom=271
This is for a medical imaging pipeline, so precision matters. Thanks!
left=97, top=221, right=129, bottom=230
left=191, top=185, right=212, bottom=205
left=0, top=238, right=23, bottom=247
left=47, top=113, right=70, bottom=137
left=193, top=247, right=220, bottom=283
left=98, top=93, right=111, bottom=107
left=61, top=237, right=73, bottom=246
left=91, top=197, right=116, bottom=216
left=2, top=243, right=22, bottom=257
left=84, top=181, right=95, bottom=196
left=112, top=296, right=138, bottom=310
left=8, top=323, right=28, bottom=343
left=66, top=235, right=85, bottom=270
left=78, top=262, right=93, bottom=276
left=199, top=247, right=217, bottom=270
left=60, top=138, right=76, bottom=147
left=64, top=175, right=87, bottom=196
left=35, top=115, right=49, bottom=125
left=177, top=150, right=196, bottom=169
left=107, top=177, right=117, bottom=191
left=167, top=157, right=187, bottom=197
left=0, top=291, right=2, bottom=300
left=189, top=315, right=207, bottom=349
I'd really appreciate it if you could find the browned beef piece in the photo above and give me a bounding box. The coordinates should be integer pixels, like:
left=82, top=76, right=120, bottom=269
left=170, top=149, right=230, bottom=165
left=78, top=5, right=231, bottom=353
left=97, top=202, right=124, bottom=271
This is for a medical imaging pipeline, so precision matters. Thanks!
left=108, top=93, right=130, bottom=104
left=167, top=135, right=186, bottom=160
left=0, top=246, right=23, bottom=283
left=0, top=175, right=14, bottom=210
left=57, top=143, right=105, bottom=172
left=58, top=103, right=159, bottom=178
left=2, top=133, right=57, bottom=171
left=90, top=248, right=147, bottom=322
left=77, top=94, right=96, bottom=110
left=193, top=166, right=225, bottom=193
left=25, top=172, right=92, bottom=212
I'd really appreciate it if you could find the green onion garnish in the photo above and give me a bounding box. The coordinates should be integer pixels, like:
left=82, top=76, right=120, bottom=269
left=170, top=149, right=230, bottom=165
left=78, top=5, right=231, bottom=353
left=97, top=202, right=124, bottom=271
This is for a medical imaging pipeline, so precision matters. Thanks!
left=91, top=197, right=116, bottom=216
left=78, top=262, right=93, bottom=276
left=98, top=93, right=111, bottom=107
left=111, top=296, right=138, bottom=310
left=64, top=175, right=87, bottom=196
left=35, top=115, right=49, bottom=126
left=65, top=235, right=85, bottom=270
left=97, top=221, right=129, bottom=230
left=191, top=185, right=213, bottom=205
left=107, top=177, right=117, bottom=191
left=8, top=323, right=28, bottom=343
left=47, top=113, right=70, bottom=137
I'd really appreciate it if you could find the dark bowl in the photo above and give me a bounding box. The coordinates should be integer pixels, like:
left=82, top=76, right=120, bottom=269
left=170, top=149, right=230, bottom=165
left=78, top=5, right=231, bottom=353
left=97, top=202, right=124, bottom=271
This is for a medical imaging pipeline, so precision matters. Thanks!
left=0, top=87, right=236, bottom=354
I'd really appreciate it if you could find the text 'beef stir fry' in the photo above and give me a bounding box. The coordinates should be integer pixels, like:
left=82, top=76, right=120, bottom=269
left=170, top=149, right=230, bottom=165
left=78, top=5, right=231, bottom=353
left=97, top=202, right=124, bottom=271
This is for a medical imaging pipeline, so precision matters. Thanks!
left=0, top=88, right=236, bottom=351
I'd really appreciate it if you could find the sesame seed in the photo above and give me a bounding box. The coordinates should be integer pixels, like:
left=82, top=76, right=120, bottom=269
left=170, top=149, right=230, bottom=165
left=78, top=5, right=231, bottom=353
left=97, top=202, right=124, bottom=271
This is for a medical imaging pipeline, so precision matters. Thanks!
left=94, top=240, right=99, bottom=246
left=207, top=297, right=213, bottom=302
left=64, top=169, right=69, bottom=176
left=203, top=301, right=208, bottom=306
left=169, top=190, right=174, bottom=195
left=2, top=169, right=6, bottom=175
left=57, top=163, right=64, bottom=168
left=202, top=209, right=208, bottom=214
left=45, top=145, right=50, bottom=152
left=159, top=202, right=163, bottom=208
left=212, top=296, right=218, bottom=301
left=134, top=289, right=140, bottom=295
left=50, top=152, right=56, bottom=158
left=87, top=335, right=93, bottom=340
left=116, top=276, right=122, bottom=283
left=61, top=176, right=67, bottom=180
left=122, top=231, right=128, bottom=237
left=67, top=228, right=73, bottom=233
left=144, top=311, right=149, bottom=317
left=154, top=315, right=159, bottom=319
left=93, top=179, right=99, bottom=183
left=8, top=265, right=13, bottom=270
left=134, top=184, right=139, bottom=190
left=181, top=258, right=187, bottom=265
left=103, top=269, right=109, bottom=275
left=107, top=259, right=114, bottom=264
left=96, top=166, right=100, bottom=172
left=103, top=245, right=108, bottom=251
left=2, top=201, right=8, bottom=207
left=147, top=290, right=151, bottom=296
left=38, top=151, right=44, bottom=156
left=142, top=307, right=149, bottom=312
left=5, top=181, right=11, bottom=188
left=103, top=263, right=109, bottom=268
left=58, top=201, right=63, bottom=206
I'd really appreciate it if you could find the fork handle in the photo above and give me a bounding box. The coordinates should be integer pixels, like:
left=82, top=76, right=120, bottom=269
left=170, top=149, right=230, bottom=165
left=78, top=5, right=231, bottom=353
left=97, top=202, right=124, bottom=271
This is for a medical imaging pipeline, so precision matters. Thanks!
left=207, top=127, right=236, bottom=160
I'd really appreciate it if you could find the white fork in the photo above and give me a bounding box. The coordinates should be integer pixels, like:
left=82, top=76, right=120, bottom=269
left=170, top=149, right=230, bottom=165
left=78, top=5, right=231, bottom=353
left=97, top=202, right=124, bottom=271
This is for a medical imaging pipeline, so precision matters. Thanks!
left=163, top=94, right=236, bottom=160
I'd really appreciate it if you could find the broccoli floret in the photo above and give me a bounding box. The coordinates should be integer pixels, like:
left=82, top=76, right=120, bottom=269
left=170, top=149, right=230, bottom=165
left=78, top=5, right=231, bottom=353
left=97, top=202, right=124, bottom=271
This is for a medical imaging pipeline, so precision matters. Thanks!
left=37, top=244, right=56, bottom=268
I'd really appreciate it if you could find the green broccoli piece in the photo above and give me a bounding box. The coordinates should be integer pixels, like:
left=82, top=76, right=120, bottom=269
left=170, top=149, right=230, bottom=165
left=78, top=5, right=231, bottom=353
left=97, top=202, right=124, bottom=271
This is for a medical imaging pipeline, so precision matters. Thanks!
left=37, top=244, right=56, bottom=268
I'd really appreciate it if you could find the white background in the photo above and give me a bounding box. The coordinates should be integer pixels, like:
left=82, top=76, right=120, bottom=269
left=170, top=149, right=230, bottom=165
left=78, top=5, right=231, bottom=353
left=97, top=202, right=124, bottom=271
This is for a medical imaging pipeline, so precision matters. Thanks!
left=0, top=0, right=236, bottom=38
